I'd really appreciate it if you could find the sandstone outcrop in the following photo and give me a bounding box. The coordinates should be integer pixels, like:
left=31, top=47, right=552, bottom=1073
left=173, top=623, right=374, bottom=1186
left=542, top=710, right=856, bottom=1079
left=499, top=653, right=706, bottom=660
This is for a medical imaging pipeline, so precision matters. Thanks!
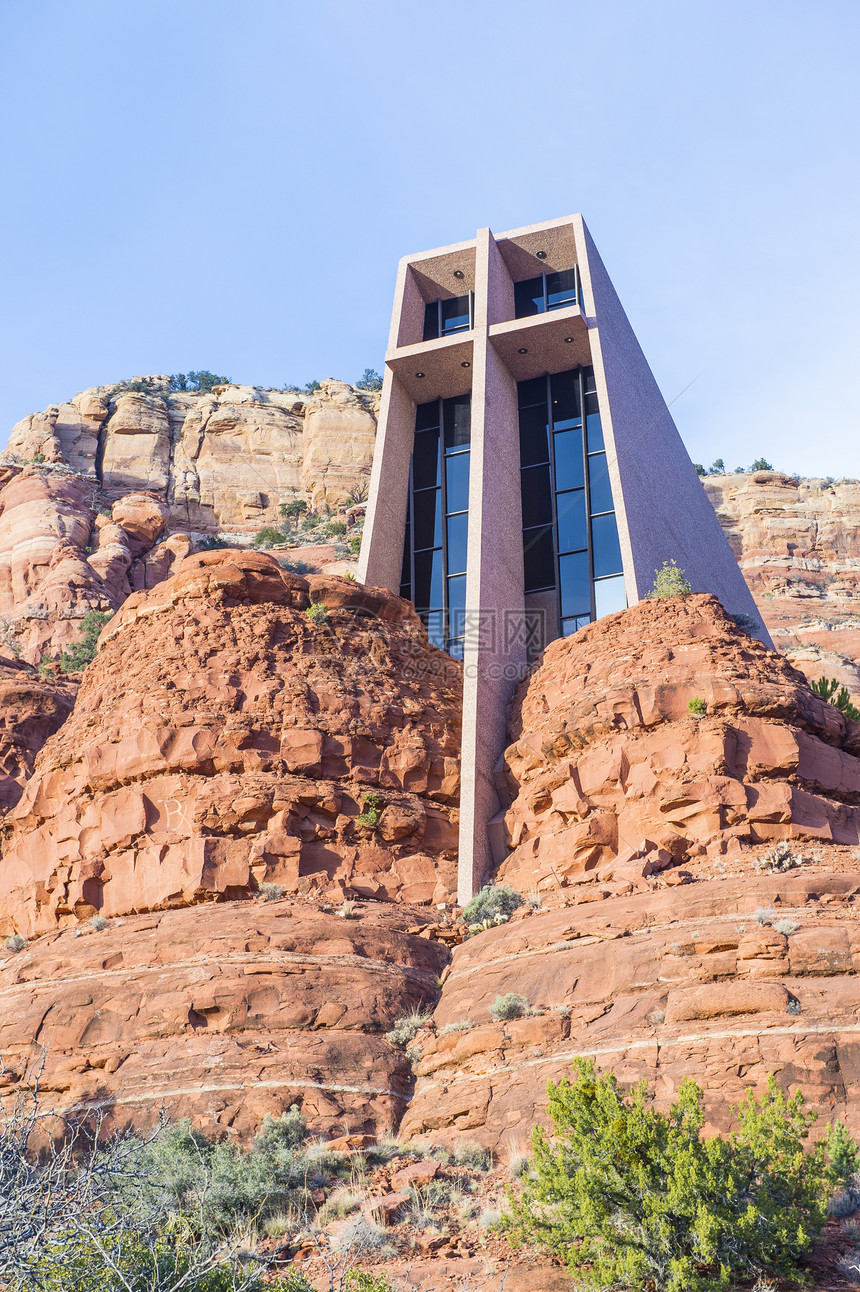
left=0, top=659, right=75, bottom=814
left=0, top=550, right=462, bottom=937
left=402, top=864, right=860, bottom=1151
left=497, top=594, right=860, bottom=896
left=7, top=377, right=377, bottom=530
left=0, top=897, right=447, bottom=1139
left=706, top=471, right=860, bottom=698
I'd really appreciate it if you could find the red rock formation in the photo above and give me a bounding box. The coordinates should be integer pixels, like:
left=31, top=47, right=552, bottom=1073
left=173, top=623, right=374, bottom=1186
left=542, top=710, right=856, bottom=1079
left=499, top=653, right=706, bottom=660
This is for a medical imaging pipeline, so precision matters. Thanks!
left=498, top=594, right=860, bottom=897
left=0, top=897, right=447, bottom=1139
left=0, top=659, right=75, bottom=814
left=0, top=550, right=462, bottom=937
left=402, top=865, right=860, bottom=1151
left=706, top=471, right=860, bottom=698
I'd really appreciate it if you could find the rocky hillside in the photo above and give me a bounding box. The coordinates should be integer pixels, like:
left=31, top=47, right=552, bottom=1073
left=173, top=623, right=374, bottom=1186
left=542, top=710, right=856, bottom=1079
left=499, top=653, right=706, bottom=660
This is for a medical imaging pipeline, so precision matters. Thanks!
left=706, top=470, right=860, bottom=698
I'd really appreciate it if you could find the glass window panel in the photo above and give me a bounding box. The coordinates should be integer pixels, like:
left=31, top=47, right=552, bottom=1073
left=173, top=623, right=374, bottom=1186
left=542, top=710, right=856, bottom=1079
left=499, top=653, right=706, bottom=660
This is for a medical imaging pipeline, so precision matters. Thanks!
left=447, top=573, right=467, bottom=639
left=412, top=488, right=442, bottom=551
left=414, top=549, right=444, bottom=609
left=588, top=454, right=614, bottom=513
left=583, top=366, right=597, bottom=395
left=517, top=375, right=546, bottom=409
left=415, top=400, right=441, bottom=432
left=443, top=395, right=471, bottom=450
left=412, top=424, right=440, bottom=490
left=561, top=614, right=591, bottom=636
left=591, top=512, right=623, bottom=578
left=440, top=294, right=471, bottom=334
left=421, top=609, right=445, bottom=651
left=400, top=523, right=411, bottom=591
left=514, top=275, right=544, bottom=318
left=520, top=464, right=552, bottom=528
left=422, top=301, right=439, bottom=342
left=519, top=403, right=550, bottom=467
left=550, top=370, right=581, bottom=428
left=559, top=551, right=591, bottom=618
left=447, top=638, right=465, bottom=661
left=556, top=489, right=587, bottom=554
left=546, top=268, right=577, bottom=310
left=594, top=574, right=627, bottom=618
left=446, top=513, right=468, bottom=574
left=586, top=412, right=605, bottom=452
left=445, top=451, right=470, bottom=514
left=553, top=428, right=585, bottom=491
left=522, top=526, right=555, bottom=592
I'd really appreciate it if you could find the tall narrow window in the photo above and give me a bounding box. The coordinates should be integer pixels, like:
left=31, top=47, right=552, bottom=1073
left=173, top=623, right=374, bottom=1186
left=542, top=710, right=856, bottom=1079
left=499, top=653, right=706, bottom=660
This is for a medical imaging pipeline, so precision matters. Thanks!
left=423, top=293, right=474, bottom=340
left=400, top=395, right=471, bottom=658
left=518, top=366, right=626, bottom=639
left=514, top=266, right=581, bottom=318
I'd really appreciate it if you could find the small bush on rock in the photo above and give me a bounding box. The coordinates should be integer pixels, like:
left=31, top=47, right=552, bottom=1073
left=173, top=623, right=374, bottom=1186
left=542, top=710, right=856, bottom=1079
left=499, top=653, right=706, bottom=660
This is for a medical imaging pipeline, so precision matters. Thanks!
left=489, top=993, right=530, bottom=1021
left=688, top=696, right=707, bottom=715
left=647, top=559, right=692, bottom=599
left=252, top=526, right=285, bottom=549
left=462, top=883, right=523, bottom=930
left=503, top=1057, right=857, bottom=1292
left=3, top=934, right=27, bottom=953
left=811, top=675, right=860, bottom=721
left=58, top=610, right=113, bottom=674
left=357, top=792, right=383, bottom=827
left=305, top=602, right=329, bottom=625
left=385, top=1009, right=430, bottom=1049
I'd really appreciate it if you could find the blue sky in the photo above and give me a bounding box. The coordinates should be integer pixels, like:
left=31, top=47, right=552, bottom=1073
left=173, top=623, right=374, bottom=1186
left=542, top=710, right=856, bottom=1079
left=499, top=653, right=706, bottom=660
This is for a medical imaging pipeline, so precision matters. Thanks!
left=1, top=0, right=857, bottom=476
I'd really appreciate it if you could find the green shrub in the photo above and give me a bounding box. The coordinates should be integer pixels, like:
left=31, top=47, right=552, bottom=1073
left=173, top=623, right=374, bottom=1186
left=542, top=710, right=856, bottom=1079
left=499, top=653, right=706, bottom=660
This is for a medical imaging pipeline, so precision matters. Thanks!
left=462, top=883, right=523, bottom=927
left=454, top=1141, right=493, bottom=1171
left=357, top=791, right=383, bottom=827
left=255, top=1104, right=308, bottom=1152
left=688, top=696, right=707, bottom=715
left=811, top=675, right=860, bottom=721
left=730, top=610, right=759, bottom=633
left=168, top=371, right=230, bottom=394
left=647, top=560, right=692, bottom=599
left=197, top=534, right=229, bottom=551
left=280, top=499, right=308, bottom=528
left=305, top=602, right=329, bottom=625
left=750, top=457, right=774, bottom=471
left=3, top=934, right=27, bottom=953
left=355, top=369, right=383, bottom=392
left=489, top=993, right=531, bottom=1021
left=304, top=380, right=322, bottom=394
left=503, top=1057, right=856, bottom=1292
left=251, top=526, right=285, bottom=549
left=327, top=520, right=347, bottom=537
left=349, top=533, right=362, bottom=555
left=385, top=1009, right=431, bottom=1048
left=58, top=610, right=113, bottom=674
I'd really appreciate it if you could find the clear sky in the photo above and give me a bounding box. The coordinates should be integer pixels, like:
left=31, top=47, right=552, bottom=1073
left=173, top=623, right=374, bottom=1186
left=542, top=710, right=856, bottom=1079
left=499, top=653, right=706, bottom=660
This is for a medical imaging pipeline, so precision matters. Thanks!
left=1, top=0, right=857, bottom=477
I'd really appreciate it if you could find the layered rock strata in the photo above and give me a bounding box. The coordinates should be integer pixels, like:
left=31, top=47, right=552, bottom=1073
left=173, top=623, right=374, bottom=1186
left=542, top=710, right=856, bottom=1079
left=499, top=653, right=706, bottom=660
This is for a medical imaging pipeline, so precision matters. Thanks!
left=0, top=898, right=447, bottom=1138
left=0, top=550, right=462, bottom=937
left=402, top=865, right=860, bottom=1150
left=0, top=659, right=75, bottom=814
left=498, top=594, right=860, bottom=896
left=705, top=471, right=860, bottom=695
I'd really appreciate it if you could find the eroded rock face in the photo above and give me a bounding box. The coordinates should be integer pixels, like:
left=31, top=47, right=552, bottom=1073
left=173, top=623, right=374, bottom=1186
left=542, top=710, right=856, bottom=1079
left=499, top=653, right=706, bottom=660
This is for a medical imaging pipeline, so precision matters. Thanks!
left=0, top=660, right=75, bottom=814
left=706, top=471, right=860, bottom=697
left=402, top=867, right=860, bottom=1150
left=0, top=551, right=462, bottom=937
left=0, top=898, right=447, bottom=1138
left=498, top=594, right=860, bottom=895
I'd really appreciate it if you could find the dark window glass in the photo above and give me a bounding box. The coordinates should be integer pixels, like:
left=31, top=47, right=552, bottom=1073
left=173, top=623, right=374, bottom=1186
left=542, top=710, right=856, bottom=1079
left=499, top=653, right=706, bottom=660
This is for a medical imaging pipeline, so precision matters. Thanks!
left=443, top=395, right=471, bottom=450
left=421, top=609, right=445, bottom=651
left=517, top=375, right=547, bottom=409
left=414, top=548, right=444, bottom=608
left=423, top=302, right=439, bottom=342
left=523, top=526, right=555, bottom=591
left=412, top=424, right=440, bottom=490
left=550, top=370, right=581, bottom=429
left=519, top=404, right=550, bottom=467
left=446, top=513, right=468, bottom=574
left=546, top=268, right=577, bottom=310
left=520, top=464, right=553, bottom=528
left=514, top=275, right=544, bottom=318
left=561, top=614, right=592, bottom=636
left=583, top=366, right=597, bottom=394
left=447, top=638, right=465, bottom=661
left=415, top=400, right=441, bottom=432
left=441, top=294, right=471, bottom=334
left=553, top=429, right=585, bottom=491
left=588, top=454, right=614, bottom=513
left=445, top=451, right=470, bottom=514
left=413, top=488, right=442, bottom=551
left=556, top=489, right=587, bottom=554
left=586, top=412, right=604, bottom=452
left=447, top=573, right=467, bottom=639
left=400, top=522, right=411, bottom=593
left=591, top=512, right=623, bottom=578
left=559, top=551, right=590, bottom=617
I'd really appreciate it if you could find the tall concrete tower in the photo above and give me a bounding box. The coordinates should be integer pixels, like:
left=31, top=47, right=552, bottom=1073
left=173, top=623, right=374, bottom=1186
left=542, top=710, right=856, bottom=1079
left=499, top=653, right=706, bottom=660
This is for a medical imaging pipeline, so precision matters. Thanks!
left=358, top=215, right=767, bottom=904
